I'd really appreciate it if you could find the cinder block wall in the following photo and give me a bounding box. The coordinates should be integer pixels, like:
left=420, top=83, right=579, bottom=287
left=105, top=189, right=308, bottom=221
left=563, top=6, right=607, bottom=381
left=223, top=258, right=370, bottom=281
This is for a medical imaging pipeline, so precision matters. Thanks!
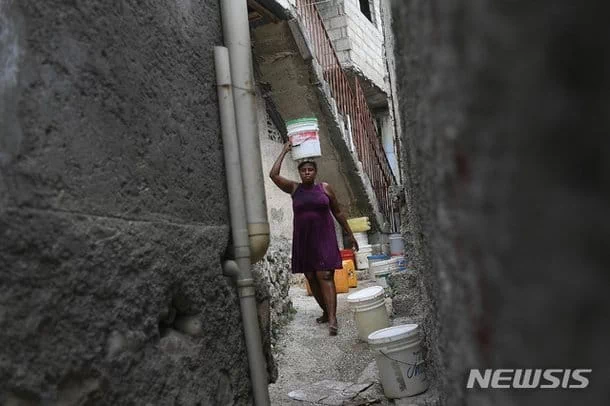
left=0, top=1, right=254, bottom=404
left=391, top=0, right=609, bottom=405
left=317, top=0, right=387, bottom=92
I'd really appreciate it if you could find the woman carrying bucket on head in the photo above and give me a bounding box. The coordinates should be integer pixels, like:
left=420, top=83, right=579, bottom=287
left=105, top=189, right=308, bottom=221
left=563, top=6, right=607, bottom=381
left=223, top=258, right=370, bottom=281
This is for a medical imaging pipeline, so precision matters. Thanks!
left=269, top=141, right=359, bottom=336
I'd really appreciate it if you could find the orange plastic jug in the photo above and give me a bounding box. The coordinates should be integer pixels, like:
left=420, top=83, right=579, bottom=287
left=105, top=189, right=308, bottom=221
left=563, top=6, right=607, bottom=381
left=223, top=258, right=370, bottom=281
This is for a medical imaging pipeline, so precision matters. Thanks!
left=343, top=259, right=357, bottom=288
left=305, top=267, right=351, bottom=295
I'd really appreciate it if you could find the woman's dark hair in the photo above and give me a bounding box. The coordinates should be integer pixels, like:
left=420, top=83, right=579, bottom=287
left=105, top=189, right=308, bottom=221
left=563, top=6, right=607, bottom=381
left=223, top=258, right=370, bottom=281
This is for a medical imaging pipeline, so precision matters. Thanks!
left=297, top=160, right=317, bottom=171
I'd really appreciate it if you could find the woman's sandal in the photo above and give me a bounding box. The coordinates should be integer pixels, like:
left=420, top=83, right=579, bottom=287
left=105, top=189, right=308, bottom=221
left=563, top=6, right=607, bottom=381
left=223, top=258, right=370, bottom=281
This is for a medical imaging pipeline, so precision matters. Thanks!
left=329, top=323, right=338, bottom=336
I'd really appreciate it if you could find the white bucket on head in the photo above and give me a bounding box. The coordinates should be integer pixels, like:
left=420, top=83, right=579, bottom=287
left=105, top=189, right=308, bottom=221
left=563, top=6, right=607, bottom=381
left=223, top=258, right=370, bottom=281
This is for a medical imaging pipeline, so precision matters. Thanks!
left=367, top=324, right=429, bottom=398
left=353, top=231, right=369, bottom=247
left=369, top=258, right=394, bottom=288
left=389, top=233, right=404, bottom=256
left=288, top=118, right=321, bottom=160
left=355, top=244, right=373, bottom=269
left=347, top=286, right=390, bottom=341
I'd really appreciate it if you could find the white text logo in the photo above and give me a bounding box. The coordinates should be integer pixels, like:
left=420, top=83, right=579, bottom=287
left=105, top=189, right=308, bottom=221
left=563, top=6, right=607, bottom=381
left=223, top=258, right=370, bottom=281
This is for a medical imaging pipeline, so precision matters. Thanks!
left=466, top=369, right=592, bottom=389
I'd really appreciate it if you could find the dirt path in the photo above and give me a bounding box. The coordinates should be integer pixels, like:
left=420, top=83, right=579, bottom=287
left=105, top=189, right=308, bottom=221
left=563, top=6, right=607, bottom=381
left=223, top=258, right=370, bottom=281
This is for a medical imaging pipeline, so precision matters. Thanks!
left=269, top=281, right=392, bottom=405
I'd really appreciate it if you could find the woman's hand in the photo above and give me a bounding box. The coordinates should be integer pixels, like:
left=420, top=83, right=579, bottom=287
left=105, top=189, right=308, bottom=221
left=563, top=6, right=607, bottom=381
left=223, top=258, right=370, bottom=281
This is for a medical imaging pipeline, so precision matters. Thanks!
left=283, top=141, right=292, bottom=153
left=347, top=234, right=359, bottom=251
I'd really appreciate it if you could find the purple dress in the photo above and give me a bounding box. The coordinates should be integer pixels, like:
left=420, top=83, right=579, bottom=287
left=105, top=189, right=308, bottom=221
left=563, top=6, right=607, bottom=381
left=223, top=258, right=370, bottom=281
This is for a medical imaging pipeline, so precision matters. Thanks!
left=291, top=183, right=342, bottom=274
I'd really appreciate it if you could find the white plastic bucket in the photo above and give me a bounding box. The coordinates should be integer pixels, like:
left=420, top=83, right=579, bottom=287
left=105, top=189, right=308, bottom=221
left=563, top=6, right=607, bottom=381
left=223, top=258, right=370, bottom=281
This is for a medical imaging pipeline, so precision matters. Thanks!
left=355, top=244, right=373, bottom=269
left=347, top=286, right=390, bottom=341
left=353, top=231, right=369, bottom=247
left=369, top=258, right=393, bottom=288
left=388, top=256, right=407, bottom=271
left=367, top=254, right=390, bottom=269
left=389, top=233, right=404, bottom=256
left=368, top=324, right=429, bottom=398
left=287, top=118, right=321, bottom=160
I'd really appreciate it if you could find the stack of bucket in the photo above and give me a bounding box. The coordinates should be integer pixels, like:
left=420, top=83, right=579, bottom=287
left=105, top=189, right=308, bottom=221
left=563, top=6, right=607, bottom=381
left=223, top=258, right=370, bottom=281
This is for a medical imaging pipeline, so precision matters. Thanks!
left=346, top=286, right=429, bottom=399
left=287, top=117, right=321, bottom=161
left=352, top=228, right=372, bottom=270
left=368, top=258, right=394, bottom=288
left=345, top=230, right=427, bottom=400
left=356, top=244, right=373, bottom=270
left=389, top=233, right=404, bottom=257
left=353, top=232, right=370, bottom=247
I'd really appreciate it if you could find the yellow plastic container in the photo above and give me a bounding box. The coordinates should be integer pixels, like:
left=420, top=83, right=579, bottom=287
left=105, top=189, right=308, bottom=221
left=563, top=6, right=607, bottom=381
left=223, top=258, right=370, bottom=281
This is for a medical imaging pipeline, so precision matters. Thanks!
left=334, top=267, right=350, bottom=293
left=347, top=217, right=371, bottom=233
left=343, top=259, right=358, bottom=288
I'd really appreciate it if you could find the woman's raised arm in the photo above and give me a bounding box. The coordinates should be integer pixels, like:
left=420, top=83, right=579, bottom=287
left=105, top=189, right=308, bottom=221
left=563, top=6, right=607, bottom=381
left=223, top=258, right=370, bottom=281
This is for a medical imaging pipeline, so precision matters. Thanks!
left=269, top=142, right=298, bottom=195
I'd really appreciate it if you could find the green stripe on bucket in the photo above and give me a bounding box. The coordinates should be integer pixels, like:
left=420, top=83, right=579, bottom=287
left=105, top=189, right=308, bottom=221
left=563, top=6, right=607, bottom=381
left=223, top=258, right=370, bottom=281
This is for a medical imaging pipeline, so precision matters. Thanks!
left=286, top=117, right=318, bottom=126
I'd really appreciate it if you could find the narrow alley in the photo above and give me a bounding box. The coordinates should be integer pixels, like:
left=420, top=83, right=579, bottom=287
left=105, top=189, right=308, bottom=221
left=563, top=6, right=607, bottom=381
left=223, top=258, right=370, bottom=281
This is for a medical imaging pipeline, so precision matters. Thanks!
left=269, top=278, right=440, bottom=406
left=1, top=0, right=607, bottom=405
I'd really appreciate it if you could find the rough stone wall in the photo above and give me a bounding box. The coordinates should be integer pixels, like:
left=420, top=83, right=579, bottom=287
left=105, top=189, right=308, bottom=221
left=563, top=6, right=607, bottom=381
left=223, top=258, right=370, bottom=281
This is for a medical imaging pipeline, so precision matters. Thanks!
left=392, top=0, right=609, bottom=405
left=252, top=238, right=294, bottom=347
left=0, top=1, right=255, bottom=404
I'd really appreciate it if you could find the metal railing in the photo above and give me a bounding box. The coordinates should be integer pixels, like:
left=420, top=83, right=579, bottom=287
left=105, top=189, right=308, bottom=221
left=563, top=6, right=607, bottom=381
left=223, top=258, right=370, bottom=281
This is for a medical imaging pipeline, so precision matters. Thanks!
left=295, top=0, right=395, bottom=224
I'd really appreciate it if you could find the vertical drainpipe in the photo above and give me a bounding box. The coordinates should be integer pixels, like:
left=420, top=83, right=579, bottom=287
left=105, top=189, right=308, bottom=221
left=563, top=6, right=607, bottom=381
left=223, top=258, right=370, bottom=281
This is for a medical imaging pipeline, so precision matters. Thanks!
left=215, top=46, right=271, bottom=406
left=219, top=0, right=270, bottom=263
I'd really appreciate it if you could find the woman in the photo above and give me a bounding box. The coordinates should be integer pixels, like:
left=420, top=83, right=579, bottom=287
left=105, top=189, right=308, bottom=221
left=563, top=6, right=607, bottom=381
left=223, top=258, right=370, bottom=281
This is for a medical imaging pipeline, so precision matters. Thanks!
left=269, top=141, right=359, bottom=336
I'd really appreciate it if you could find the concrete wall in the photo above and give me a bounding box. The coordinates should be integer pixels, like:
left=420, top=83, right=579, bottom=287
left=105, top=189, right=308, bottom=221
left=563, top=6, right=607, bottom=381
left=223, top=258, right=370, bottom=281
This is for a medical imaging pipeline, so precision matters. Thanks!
left=253, top=21, right=372, bottom=223
left=0, top=1, right=254, bottom=404
left=318, top=0, right=387, bottom=93
left=379, top=0, right=402, bottom=185
left=257, top=90, right=298, bottom=242
left=392, top=0, right=609, bottom=405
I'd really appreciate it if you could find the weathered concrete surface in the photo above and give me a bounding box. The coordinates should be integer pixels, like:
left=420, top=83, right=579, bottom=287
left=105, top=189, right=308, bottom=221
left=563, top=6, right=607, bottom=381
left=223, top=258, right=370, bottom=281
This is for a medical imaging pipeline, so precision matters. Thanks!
left=0, top=0, right=255, bottom=404
left=391, top=0, right=610, bottom=405
left=252, top=21, right=379, bottom=226
left=258, top=90, right=300, bottom=242
left=252, top=235, right=295, bottom=383
left=388, top=271, right=426, bottom=321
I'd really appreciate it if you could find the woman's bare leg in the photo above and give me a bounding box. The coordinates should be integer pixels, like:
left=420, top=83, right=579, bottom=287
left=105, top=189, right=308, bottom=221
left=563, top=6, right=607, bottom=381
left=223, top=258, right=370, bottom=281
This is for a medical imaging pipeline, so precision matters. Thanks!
left=305, top=272, right=327, bottom=321
left=316, top=270, right=338, bottom=335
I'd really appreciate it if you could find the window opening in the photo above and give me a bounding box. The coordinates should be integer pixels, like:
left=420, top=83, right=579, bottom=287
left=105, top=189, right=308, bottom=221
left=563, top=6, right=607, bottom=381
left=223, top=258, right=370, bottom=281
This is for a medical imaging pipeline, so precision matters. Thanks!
left=359, top=0, right=373, bottom=22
